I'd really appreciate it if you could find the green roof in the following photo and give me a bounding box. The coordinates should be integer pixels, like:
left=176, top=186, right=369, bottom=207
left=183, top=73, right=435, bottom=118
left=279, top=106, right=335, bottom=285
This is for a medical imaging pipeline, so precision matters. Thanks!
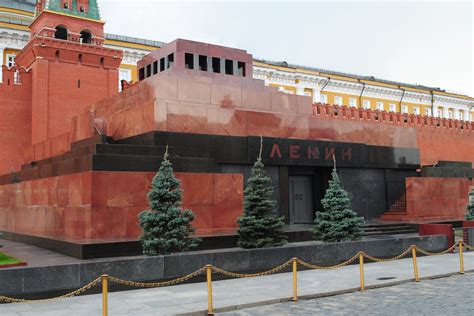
left=45, top=0, right=101, bottom=21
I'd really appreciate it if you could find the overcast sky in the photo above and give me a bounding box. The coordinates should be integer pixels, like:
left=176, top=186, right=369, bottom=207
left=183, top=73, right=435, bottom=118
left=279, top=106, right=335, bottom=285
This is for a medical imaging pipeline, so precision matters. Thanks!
left=99, top=0, right=473, bottom=96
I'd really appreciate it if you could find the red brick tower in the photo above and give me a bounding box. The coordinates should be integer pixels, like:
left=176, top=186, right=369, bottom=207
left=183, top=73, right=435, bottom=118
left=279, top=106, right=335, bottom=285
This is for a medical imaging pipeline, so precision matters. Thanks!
left=15, top=0, right=123, bottom=144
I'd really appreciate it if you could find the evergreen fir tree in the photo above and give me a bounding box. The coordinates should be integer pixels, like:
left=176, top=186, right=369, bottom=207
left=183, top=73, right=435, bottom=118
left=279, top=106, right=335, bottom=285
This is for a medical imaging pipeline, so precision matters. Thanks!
left=237, top=137, right=287, bottom=248
left=466, top=189, right=474, bottom=221
left=138, top=147, right=200, bottom=255
left=312, top=156, right=364, bottom=242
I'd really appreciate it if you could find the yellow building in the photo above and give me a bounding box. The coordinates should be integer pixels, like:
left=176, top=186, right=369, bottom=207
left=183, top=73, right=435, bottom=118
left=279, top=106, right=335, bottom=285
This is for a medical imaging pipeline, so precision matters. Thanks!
left=1, top=0, right=473, bottom=120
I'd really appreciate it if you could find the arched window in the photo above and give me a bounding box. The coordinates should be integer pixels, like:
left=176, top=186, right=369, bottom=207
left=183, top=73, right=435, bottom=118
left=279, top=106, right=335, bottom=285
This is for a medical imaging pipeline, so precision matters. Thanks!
left=55, top=26, right=68, bottom=40
left=80, top=31, right=92, bottom=44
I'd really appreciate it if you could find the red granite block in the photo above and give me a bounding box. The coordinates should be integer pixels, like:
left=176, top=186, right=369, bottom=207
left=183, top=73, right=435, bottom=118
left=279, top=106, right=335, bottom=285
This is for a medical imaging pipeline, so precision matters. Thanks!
left=68, top=173, right=83, bottom=207
left=190, top=204, right=214, bottom=233
left=91, top=172, right=108, bottom=206
left=90, top=207, right=127, bottom=239
left=178, top=173, right=214, bottom=206
left=107, top=172, right=147, bottom=207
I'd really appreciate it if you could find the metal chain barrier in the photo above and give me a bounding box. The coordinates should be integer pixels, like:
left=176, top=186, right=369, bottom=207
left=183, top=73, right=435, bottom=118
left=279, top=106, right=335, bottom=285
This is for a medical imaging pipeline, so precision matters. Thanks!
left=297, top=252, right=361, bottom=270
left=0, top=277, right=101, bottom=304
left=363, top=246, right=414, bottom=263
left=0, top=240, right=472, bottom=316
left=415, top=243, right=458, bottom=256
left=464, top=243, right=474, bottom=251
left=108, top=266, right=207, bottom=288
left=211, top=259, right=293, bottom=278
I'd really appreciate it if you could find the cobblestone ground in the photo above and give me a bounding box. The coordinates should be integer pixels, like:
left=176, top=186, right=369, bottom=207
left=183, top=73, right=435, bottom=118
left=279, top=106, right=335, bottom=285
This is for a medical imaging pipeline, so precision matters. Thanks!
left=220, top=273, right=474, bottom=315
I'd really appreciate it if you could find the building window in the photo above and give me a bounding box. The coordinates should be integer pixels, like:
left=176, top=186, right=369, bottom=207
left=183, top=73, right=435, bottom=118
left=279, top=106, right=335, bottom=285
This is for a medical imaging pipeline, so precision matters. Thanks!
left=448, top=110, right=453, bottom=119
left=153, top=61, right=158, bottom=75
left=401, top=105, right=409, bottom=114
left=199, top=55, right=208, bottom=71
left=184, top=53, right=194, bottom=70
left=425, top=108, right=432, bottom=116
left=363, top=100, right=371, bottom=109
left=55, top=26, right=68, bottom=40
left=80, top=31, right=92, bottom=44
left=459, top=112, right=464, bottom=121
left=334, top=96, right=343, bottom=106
left=349, top=98, right=357, bottom=108
left=6, top=54, right=15, bottom=68
left=376, top=102, right=384, bottom=111
left=119, top=68, right=132, bottom=91
left=389, top=103, right=396, bottom=112
left=437, top=108, right=443, bottom=118
left=167, top=54, right=174, bottom=68
left=225, top=59, right=233, bottom=75
left=237, top=61, right=246, bottom=77
left=160, top=58, right=165, bottom=72
left=413, top=107, right=420, bottom=115
left=146, top=64, right=152, bottom=78
left=320, top=94, right=328, bottom=103
left=139, top=68, right=145, bottom=81
left=212, top=57, right=221, bottom=73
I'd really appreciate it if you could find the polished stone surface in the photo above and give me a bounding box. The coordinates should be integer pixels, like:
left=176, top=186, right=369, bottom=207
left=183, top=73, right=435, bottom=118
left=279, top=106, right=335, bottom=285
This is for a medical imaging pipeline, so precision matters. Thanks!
left=0, top=235, right=447, bottom=296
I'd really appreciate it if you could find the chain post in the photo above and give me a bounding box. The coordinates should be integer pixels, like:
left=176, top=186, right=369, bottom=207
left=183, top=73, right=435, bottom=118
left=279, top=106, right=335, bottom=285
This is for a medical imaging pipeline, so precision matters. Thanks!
left=411, top=246, right=420, bottom=282
left=459, top=241, right=465, bottom=274
left=359, top=252, right=365, bottom=291
left=101, top=274, right=109, bottom=316
left=292, top=258, right=298, bottom=301
left=206, top=265, right=214, bottom=315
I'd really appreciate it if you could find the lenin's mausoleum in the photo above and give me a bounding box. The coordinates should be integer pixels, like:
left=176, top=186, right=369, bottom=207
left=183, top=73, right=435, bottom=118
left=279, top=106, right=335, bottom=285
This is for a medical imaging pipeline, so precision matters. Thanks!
left=0, top=0, right=473, bottom=257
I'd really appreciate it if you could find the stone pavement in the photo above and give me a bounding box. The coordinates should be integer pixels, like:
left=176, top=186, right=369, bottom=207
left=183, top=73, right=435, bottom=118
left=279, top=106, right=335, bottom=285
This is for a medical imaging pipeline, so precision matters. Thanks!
left=0, top=251, right=473, bottom=315
left=222, top=273, right=474, bottom=315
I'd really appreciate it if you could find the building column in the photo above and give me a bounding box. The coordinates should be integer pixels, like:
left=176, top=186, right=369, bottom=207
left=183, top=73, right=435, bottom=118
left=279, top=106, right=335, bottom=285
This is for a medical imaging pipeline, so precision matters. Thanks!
left=453, top=109, right=459, bottom=120
left=0, top=47, right=4, bottom=83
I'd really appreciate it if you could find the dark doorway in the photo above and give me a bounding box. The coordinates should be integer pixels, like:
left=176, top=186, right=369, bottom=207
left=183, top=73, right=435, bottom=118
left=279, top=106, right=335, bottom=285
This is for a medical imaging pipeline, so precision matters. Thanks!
left=80, top=31, right=92, bottom=44
left=289, top=176, right=314, bottom=224
left=55, top=26, right=68, bottom=40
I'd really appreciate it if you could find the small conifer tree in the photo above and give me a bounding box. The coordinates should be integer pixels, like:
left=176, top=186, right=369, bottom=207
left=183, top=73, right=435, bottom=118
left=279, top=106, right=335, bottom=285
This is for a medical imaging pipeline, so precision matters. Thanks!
left=312, top=156, right=364, bottom=242
left=237, top=137, right=287, bottom=248
left=139, top=147, right=200, bottom=255
left=466, top=189, right=474, bottom=221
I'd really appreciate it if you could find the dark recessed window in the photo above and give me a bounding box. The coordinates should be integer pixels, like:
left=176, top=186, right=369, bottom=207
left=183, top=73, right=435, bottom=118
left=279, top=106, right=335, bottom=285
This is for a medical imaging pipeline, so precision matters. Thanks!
left=199, top=55, right=208, bottom=71
left=54, top=26, right=68, bottom=40
left=212, top=57, right=220, bottom=73
left=237, top=61, right=246, bottom=77
left=153, top=61, right=158, bottom=75
left=64, top=3, right=69, bottom=9
left=225, top=59, right=233, bottom=75
left=79, top=6, right=85, bottom=12
left=146, top=64, right=152, bottom=78
left=167, top=53, right=174, bottom=68
left=160, top=57, right=165, bottom=72
left=139, top=68, right=145, bottom=81
left=185, top=53, right=194, bottom=70
left=80, top=31, right=92, bottom=44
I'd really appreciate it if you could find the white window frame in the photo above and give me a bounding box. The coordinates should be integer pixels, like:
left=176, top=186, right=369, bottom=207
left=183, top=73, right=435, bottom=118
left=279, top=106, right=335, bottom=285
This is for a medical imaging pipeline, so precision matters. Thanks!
left=389, top=103, right=396, bottom=112
left=6, top=54, right=15, bottom=68
left=363, top=100, right=371, bottom=109
left=424, top=108, right=432, bottom=116
left=376, top=101, right=384, bottom=111
left=401, top=105, right=409, bottom=114
left=334, top=96, right=343, bottom=106
left=448, top=110, right=453, bottom=119
left=413, top=107, right=420, bottom=115
left=320, top=94, right=328, bottom=104
left=349, top=98, right=357, bottom=108
left=118, top=68, right=132, bottom=91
